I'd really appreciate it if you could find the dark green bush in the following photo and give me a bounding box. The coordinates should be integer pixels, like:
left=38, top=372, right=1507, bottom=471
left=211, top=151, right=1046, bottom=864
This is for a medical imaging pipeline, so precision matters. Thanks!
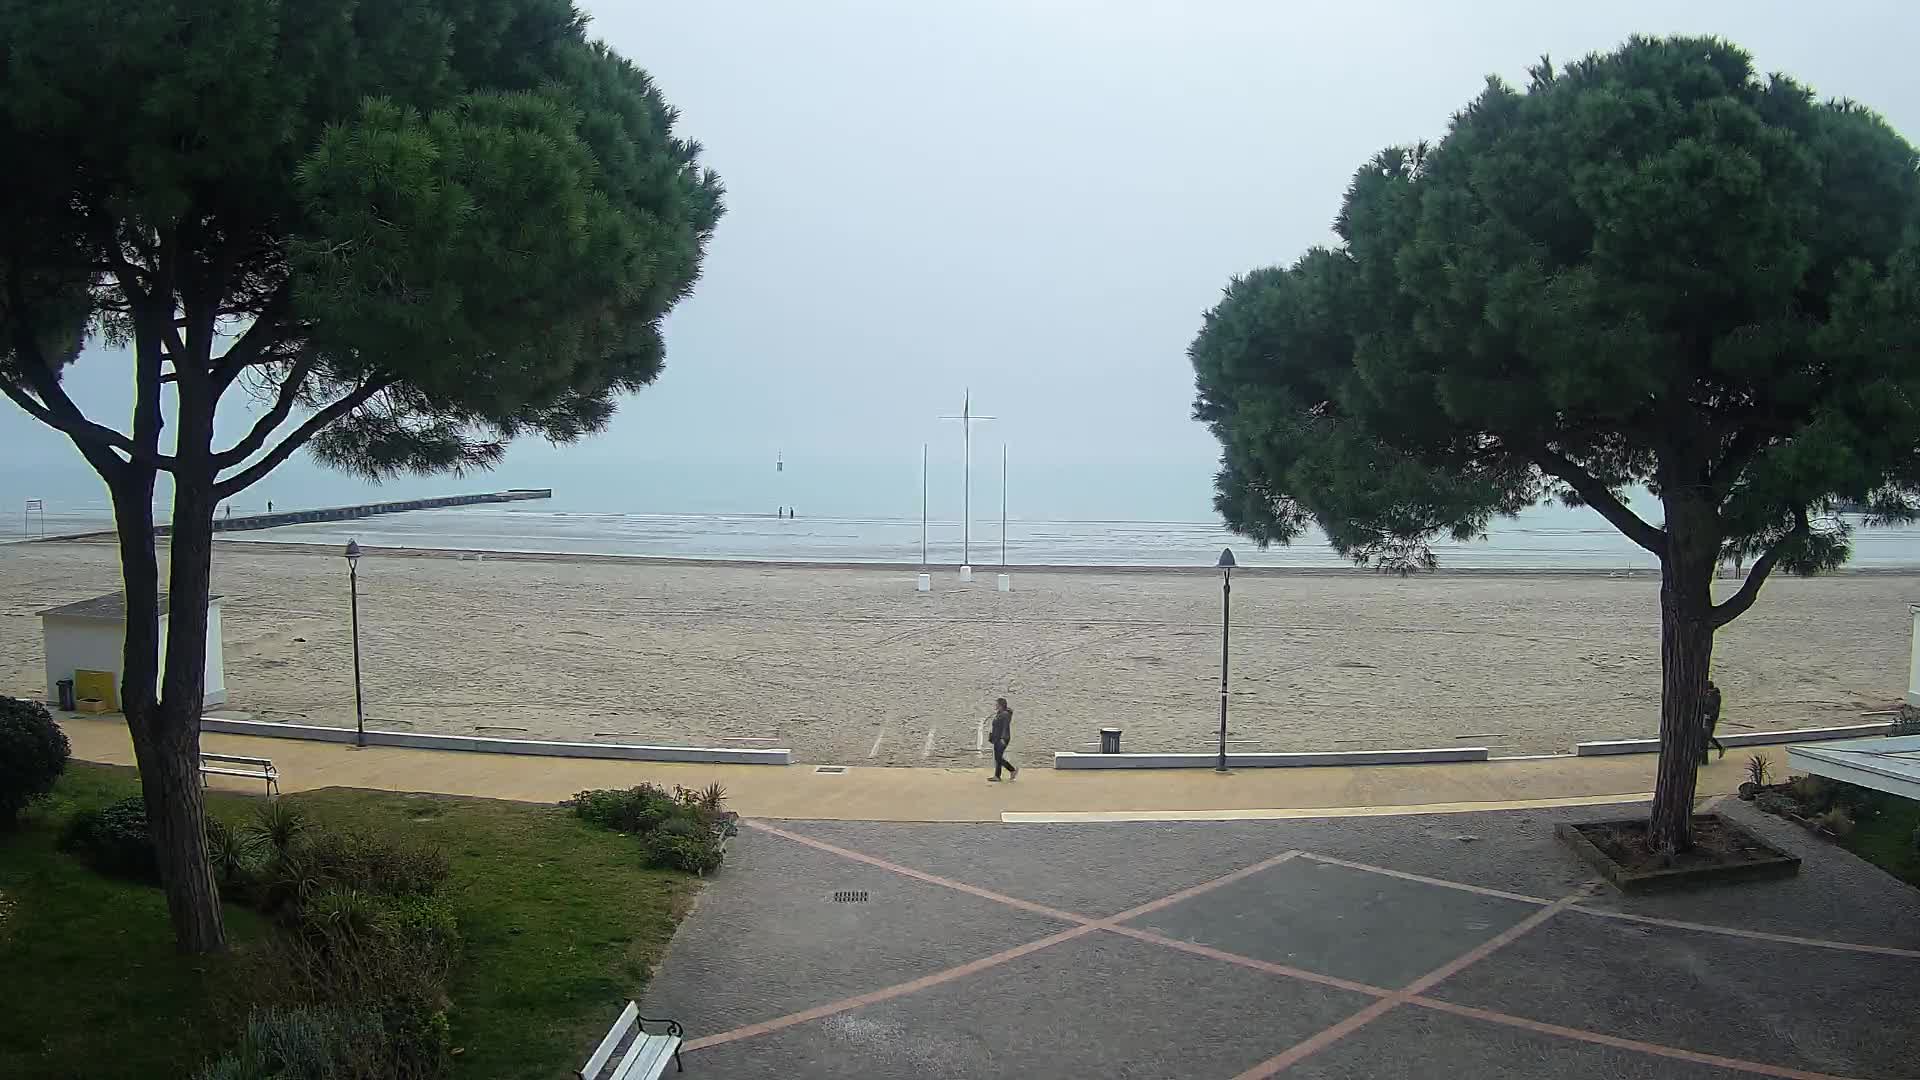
left=249, top=800, right=310, bottom=856
left=573, top=783, right=729, bottom=873
left=570, top=784, right=679, bottom=833
left=644, top=817, right=725, bottom=875
left=0, top=696, right=70, bottom=827
left=207, top=816, right=265, bottom=890
left=59, top=796, right=157, bottom=880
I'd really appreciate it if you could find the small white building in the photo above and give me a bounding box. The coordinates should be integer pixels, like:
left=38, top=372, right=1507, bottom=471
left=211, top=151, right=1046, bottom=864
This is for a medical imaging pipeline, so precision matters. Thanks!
left=39, top=592, right=227, bottom=710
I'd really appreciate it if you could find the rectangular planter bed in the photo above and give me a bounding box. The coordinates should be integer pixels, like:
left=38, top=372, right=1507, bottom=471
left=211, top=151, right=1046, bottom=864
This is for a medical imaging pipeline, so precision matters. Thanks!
left=1555, top=813, right=1800, bottom=893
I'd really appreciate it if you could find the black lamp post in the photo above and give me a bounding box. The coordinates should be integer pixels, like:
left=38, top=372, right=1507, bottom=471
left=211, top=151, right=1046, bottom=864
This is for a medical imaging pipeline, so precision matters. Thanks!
left=1216, top=546, right=1235, bottom=772
left=345, top=539, right=365, bottom=748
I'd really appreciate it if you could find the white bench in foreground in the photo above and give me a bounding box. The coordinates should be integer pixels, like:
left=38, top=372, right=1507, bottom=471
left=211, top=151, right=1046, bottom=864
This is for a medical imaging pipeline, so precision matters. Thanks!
left=198, top=752, right=279, bottom=796
left=580, top=1001, right=684, bottom=1079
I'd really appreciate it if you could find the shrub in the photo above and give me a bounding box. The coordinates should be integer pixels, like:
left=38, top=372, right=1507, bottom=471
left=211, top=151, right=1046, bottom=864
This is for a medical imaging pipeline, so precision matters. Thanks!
left=60, top=796, right=157, bottom=880
left=1744, top=754, right=1772, bottom=788
left=0, top=696, right=70, bottom=827
left=644, top=817, right=725, bottom=875
left=196, top=1004, right=389, bottom=1080
left=1789, top=775, right=1833, bottom=813
left=249, top=801, right=310, bottom=856
left=1817, top=807, right=1856, bottom=837
left=301, top=829, right=450, bottom=898
left=570, top=784, right=679, bottom=833
left=207, top=817, right=265, bottom=890
left=194, top=1001, right=449, bottom=1080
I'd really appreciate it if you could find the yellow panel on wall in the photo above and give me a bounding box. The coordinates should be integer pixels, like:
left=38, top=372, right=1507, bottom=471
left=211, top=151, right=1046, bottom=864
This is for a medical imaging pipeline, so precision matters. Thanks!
left=73, top=669, right=117, bottom=711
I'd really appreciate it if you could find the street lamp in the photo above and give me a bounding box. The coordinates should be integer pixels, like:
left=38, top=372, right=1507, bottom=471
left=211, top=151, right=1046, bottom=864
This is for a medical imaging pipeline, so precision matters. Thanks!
left=1216, top=547, right=1235, bottom=773
left=345, top=539, right=365, bottom=748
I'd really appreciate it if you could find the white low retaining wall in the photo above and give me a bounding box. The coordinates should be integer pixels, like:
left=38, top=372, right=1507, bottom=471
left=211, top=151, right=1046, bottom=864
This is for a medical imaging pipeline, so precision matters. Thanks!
left=1054, top=747, right=1489, bottom=770
left=198, top=717, right=791, bottom=765
left=1574, top=722, right=1894, bottom=757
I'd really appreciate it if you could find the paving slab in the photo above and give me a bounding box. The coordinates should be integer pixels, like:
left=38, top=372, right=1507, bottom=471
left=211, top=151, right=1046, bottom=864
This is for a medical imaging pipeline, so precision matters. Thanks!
left=1129, top=857, right=1541, bottom=988
left=640, top=828, right=1071, bottom=1036
left=676, top=929, right=1373, bottom=1079
left=1431, top=908, right=1920, bottom=1079
left=1290, top=1005, right=1744, bottom=1080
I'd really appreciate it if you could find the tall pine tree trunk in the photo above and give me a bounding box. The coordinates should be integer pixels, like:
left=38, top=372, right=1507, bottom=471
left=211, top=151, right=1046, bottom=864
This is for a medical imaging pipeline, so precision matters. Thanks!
left=1648, top=497, right=1719, bottom=853
left=108, top=464, right=226, bottom=952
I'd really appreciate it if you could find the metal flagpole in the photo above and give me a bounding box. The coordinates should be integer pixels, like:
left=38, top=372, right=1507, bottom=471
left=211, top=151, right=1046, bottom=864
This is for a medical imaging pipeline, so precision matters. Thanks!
left=921, top=443, right=928, bottom=568
left=1000, top=444, right=1007, bottom=567
left=939, top=390, right=994, bottom=569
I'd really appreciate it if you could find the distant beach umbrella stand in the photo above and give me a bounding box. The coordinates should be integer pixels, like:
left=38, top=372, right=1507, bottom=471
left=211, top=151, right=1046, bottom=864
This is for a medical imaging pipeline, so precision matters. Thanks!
left=1216, top=547, right=1235, bottom=772
left=344, top=539, right=366, bottom=748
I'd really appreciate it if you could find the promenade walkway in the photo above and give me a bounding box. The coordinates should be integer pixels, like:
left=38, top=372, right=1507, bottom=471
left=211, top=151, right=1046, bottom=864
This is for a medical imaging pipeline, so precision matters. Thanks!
left=59, top=715, right=1774, bottom=822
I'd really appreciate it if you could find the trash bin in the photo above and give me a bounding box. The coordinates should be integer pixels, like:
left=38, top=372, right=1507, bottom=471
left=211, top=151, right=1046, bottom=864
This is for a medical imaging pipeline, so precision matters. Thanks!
left=57, top=678, right=76, bottom=712
left=1100, top=727, right=1122, bottom=754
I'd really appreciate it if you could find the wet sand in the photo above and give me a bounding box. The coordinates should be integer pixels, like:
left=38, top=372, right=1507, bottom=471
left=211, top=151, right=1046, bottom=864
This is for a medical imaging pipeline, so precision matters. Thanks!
left=1, top=540, right=1909, bottom=765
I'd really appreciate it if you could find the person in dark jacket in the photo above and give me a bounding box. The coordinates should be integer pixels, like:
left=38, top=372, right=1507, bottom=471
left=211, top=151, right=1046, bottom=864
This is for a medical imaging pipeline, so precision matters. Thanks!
left=988, top=697, right=1017, bottom=781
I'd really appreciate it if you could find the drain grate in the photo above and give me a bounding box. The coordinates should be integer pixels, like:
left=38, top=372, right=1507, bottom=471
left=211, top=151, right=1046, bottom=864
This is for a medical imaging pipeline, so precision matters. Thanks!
left=832, top=890, right=869, bottom=903
left=815, top=765, right=848, bottom=774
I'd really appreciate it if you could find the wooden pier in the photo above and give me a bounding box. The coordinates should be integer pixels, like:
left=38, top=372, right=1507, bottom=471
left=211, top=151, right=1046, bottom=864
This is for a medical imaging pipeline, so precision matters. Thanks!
left=186, top=489, right=553, bottom=535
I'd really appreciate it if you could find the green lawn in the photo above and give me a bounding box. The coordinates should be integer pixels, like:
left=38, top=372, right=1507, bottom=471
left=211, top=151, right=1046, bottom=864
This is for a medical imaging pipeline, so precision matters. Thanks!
left=1843, top=788, right=1920, bottom=889
left=0, top=764, right=698, bottom=1080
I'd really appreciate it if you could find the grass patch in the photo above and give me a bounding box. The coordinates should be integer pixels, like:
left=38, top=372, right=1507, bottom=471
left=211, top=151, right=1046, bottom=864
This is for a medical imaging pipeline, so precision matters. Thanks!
left=0, top=764, right=698, bottom=1079
left=1842, top=788, right=1920, bottom=889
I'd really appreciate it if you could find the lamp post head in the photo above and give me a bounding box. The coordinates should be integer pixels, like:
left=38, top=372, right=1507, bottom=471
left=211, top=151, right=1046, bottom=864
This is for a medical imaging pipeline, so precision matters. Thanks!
left=1217, top=547, right=1236, bottom=569
left=344, top=539, right=361, bottom=566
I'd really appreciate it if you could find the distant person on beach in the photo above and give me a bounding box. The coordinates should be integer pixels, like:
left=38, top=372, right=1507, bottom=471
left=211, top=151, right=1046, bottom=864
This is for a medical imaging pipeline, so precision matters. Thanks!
left=266, top=501, right=273, bottom=512
left=988, top=697, right=1017, bottom=781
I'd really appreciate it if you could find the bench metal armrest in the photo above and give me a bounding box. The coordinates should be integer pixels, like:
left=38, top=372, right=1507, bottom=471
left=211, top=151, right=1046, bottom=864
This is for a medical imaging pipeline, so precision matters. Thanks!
left=636, top=1016, right=684, bottom=1039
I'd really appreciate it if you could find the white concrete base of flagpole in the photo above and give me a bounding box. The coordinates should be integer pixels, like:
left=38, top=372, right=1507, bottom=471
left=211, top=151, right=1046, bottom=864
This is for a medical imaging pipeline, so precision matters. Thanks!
left=959, top=565, right=973, bottom=582
left=996, top=573, right=1011, bottom=592
left=916, top=573, right=931, bottom=592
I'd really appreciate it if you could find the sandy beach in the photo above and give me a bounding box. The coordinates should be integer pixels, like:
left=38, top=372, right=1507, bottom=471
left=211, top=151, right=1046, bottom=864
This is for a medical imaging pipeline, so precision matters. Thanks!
left=1, top=539, right=1910, bottom=766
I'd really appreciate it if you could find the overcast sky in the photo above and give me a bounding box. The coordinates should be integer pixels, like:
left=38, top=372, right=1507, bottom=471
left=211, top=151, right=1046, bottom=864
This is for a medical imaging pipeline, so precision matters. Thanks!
left=6, top=1, right=1918, bottom=483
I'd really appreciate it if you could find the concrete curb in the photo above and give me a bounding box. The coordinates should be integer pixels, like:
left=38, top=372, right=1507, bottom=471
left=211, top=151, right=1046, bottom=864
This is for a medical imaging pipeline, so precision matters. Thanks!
left=1052, top=747, right=1489, bottom=770
left=196, top=717, right=791, bottom=765
left=1574, top=722, right=1893, bottom=757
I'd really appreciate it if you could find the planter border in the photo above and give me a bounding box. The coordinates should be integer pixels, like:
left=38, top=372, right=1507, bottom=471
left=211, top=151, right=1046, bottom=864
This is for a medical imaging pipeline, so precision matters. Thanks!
left=1054, top=747, right=1488, bottom=770
left=1576, top=722, right=1892, bottom=757
left=197, top=716, right=791, bottom=765
left=1554, top=813, right=1801, bottom=893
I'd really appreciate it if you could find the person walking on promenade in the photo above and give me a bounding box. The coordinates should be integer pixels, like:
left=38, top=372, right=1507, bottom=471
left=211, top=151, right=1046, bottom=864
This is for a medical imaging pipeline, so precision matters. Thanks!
left=988, top=697, right=1017, bottom=781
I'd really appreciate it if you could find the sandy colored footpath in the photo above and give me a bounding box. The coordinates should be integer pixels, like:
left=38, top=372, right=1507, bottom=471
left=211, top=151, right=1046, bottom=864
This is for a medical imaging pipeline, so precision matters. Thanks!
left=1, top=540, right=1910, bottom=766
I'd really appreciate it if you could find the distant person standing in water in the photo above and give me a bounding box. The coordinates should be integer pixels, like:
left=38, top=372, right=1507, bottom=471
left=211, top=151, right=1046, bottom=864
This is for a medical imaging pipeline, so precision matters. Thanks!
left=988, top=697, right=1017, bottom=781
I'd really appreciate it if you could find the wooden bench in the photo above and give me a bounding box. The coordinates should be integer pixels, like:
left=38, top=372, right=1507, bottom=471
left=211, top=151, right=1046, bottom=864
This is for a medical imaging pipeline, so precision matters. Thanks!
left=579, top=1001, right=683, bottom=1079
left=198, top=753, right=279, bottom=796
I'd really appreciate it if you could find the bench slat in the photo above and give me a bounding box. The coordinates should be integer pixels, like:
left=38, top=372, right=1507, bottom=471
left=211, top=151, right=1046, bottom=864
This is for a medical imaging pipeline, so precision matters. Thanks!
left=580, top=1000, right=639, bottom=1080
left=201, top=753, right=275, bottom=767
left=200, top=767, right=271, bottom=778
left=612, top=1034, right=679, bottom=1080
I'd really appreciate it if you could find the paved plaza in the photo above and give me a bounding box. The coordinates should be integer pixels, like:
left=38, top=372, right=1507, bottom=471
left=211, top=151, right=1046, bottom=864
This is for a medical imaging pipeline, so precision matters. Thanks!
left=645, top=800, right=1920, bottom=1079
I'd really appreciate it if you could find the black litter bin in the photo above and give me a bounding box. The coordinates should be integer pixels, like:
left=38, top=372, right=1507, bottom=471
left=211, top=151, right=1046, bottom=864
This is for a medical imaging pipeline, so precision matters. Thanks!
left=1100, top=727, right=1122, bottom=754
left=57, top=678, right=76, bottom=711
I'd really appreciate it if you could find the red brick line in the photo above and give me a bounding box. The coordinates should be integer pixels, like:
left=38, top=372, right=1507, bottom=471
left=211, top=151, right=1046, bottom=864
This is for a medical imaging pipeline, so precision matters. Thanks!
left=681, top=923, right=1096, bottom=1053
left=1408, top=998, right=1866, bottom=1080
left=1230, top=888, right=1592, bottom=1079
left=715, top=824, right=1906, bottom=1078
left=690, top=826, right=1303, bottom=1054
left=744, top=820, right=1091, bottom=925
left=1292, top=852, right=1555, bottom=905
left=1566, top=907, right=1920, bottom=960
left=1302, top=851, right=1920, bottom=960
